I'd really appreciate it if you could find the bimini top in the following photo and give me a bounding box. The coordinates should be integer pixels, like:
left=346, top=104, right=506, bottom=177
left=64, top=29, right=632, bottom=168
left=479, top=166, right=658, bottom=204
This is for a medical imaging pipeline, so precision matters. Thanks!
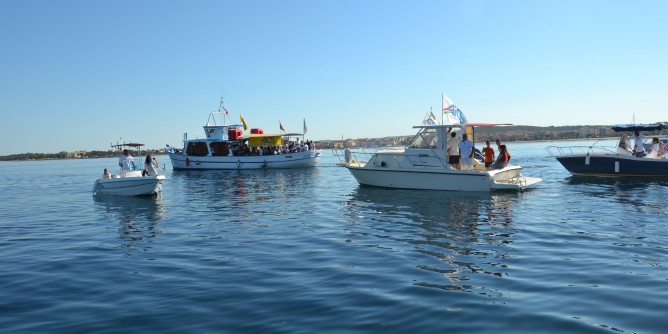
left=111, top=143, right=144, bottom=148
left=611, top=123, right=668, bottom=132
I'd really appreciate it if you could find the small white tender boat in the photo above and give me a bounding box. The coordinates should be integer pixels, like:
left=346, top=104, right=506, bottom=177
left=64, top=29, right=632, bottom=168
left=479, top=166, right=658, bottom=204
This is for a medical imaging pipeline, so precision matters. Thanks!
left=93, top=143, right=166, bottom=196
left=335, top=96, right=541, bottom=191
left=94, top=171, right=165, bottom=196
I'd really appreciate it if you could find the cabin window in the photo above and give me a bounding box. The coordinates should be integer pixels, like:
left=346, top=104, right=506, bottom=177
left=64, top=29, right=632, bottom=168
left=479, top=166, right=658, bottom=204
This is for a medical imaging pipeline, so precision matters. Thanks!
left=209, top=142, right=229, bottom=156
left=186, top=142, right=209, bottom=156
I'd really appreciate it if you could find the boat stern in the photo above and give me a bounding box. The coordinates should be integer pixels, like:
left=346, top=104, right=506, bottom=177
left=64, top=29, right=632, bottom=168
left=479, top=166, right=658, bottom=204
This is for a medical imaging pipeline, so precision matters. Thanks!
left=489, top=166, right=541, bottom=190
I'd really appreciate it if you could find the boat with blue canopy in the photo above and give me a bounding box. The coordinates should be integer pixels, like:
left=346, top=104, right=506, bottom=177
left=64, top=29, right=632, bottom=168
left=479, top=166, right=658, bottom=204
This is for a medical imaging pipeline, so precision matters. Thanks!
left=547, top=122, right=668, bottom=177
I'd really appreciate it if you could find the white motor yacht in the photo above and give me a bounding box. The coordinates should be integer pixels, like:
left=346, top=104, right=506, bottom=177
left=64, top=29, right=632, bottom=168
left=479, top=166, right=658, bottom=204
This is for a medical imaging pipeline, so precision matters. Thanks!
left=336, top=95, right=541, bottom=191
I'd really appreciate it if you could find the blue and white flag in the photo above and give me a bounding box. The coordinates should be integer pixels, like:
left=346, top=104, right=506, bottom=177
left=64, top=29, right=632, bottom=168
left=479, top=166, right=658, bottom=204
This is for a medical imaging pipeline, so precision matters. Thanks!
left=442, top=94, right=468, bottom=126
left=453, top=106, right=468, bottom=126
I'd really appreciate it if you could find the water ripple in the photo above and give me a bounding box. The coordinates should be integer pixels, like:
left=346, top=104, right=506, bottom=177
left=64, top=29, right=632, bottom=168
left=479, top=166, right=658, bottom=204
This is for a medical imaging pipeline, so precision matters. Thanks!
left=2, top=145, right=668, bottom=333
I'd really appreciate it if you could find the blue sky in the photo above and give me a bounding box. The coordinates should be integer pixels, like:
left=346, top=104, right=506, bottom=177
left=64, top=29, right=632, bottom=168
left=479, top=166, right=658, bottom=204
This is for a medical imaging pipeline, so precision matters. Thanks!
left=1, top=0, right=666, bottom=155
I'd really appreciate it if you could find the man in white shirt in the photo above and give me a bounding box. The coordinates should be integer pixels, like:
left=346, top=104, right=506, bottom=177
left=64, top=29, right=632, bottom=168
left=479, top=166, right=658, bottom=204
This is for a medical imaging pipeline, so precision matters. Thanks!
left=633, top=131, right=645, bottom=157
left=459, top=133, right=474, bottom=170
left=119, top=149, right=134, bottom=171
left=447, top=131, right=460, bottom=170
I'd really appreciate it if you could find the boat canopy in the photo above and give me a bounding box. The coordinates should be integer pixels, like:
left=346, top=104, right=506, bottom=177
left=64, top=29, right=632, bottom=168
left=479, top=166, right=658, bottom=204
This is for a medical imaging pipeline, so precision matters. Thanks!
left=238, top=133, right=304, bottom=146
left=111, top=143, right=144, bottom=148
left=611, top=123, right=668, bottom=132
left=240, top=133, right=283, bottom=146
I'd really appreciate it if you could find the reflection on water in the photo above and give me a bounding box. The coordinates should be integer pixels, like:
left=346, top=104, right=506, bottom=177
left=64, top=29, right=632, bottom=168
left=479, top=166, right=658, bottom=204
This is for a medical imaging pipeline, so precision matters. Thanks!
left=565, top=176, right=668, bottom=214
left=344, top=187, right=524, bottom=294
left=170, top=168, right=319, bottom=223
left=94, top=195, right=167, bottom=250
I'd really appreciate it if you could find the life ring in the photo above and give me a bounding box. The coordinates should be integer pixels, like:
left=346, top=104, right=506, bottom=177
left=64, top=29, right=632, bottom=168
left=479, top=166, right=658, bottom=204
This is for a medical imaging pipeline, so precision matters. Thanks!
left=185, top=157, right=190, bottom=166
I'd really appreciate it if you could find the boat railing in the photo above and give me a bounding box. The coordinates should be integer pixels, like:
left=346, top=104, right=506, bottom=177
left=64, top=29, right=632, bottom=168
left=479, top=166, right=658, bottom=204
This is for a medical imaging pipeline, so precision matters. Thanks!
left=333, top=148, right=376, bottom=166
left=504, top=175, right=527, bottom=188
left=333, top=147, right=451, bottom=169
left=546, top=145, right=617, bottom=157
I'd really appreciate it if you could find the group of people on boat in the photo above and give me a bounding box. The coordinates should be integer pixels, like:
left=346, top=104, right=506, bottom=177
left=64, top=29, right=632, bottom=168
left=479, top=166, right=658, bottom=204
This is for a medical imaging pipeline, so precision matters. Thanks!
left=617, top=131, right=667, bottom=158
left=484, top=139, right=511, bottom=170
left=206, top=139, right=316, bottom=157
left=102, top=149, right=160, bottom=178
left=446, top=129, right=511, bottom=171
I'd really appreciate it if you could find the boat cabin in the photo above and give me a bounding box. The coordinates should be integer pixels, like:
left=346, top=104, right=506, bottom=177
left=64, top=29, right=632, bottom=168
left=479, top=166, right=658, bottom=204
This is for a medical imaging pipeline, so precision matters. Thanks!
left=406, top=123, right=506, bottom=153
left=184, top=131, right=311, bottom=158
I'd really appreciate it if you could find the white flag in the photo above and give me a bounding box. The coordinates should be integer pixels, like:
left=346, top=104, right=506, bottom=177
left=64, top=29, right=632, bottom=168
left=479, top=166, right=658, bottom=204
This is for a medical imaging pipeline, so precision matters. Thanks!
left=442, top=94, right=467, bottom=126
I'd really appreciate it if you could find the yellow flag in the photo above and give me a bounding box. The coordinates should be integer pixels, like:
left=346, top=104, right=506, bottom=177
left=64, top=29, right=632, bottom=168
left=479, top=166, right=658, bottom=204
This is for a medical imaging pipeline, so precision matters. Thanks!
left=240, top=114, right=248, bottom=130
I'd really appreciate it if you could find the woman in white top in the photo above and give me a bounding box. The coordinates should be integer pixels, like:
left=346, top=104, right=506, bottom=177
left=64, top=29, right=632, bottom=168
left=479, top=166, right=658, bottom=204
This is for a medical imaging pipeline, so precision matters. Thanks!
left=646, top=137, right=661, bottom=158
left=143, top=155, right=160, bottom=176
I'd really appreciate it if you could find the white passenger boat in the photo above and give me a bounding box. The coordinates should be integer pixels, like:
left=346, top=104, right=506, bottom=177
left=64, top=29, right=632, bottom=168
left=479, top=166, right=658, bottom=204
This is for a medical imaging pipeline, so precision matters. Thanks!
left=166, top=99, right=321, bottom=170
left=93, top=143, right=166, bottom=196
left=335, top=96, right=541, bottom=191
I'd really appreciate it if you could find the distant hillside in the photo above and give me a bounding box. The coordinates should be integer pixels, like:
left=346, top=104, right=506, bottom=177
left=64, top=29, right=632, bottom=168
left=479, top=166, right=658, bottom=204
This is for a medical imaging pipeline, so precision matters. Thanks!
left=4, top=124, right=664, bottom=159
left=316, top=124, right=666, bottom=148
left=0, top=149, right=166, bottom=162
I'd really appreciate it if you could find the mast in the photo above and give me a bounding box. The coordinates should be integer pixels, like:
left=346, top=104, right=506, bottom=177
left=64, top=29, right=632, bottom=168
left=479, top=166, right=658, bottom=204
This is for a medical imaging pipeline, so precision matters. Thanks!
left=441, top=93, right=444, bottom=125
left=207, top=97, right=233, bottom=127
left=218, top=97, right=228, bottom=126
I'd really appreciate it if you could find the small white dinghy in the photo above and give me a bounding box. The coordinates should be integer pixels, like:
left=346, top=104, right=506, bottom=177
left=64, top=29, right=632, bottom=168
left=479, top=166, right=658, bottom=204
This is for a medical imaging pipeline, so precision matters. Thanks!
left=93, top=143, right=166, bottom=196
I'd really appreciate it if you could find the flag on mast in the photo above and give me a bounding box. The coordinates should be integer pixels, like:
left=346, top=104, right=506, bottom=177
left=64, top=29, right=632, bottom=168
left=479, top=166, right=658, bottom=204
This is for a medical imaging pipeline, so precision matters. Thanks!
left=303, top=119, right=308, bottom=135
left=279, top=121, right=285, bottom=133
left=240, top=114, right=248, bottom=130
left=422, top=109, right=438, bottom=125
left=442, top=94, right=468, bottom=126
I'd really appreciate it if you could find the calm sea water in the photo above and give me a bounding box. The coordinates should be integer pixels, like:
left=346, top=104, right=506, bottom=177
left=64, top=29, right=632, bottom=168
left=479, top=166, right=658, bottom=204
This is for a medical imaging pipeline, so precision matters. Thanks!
left=1, top=140, right=667, bottom=333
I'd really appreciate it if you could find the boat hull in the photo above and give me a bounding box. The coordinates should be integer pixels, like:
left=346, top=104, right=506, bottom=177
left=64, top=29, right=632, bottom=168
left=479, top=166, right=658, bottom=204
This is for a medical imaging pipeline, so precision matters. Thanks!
left=168, top=150, right=321, bottom=170
left=555, top=154, right=668, bottom=176
left=345, top=165, right=539, bottom=191
left=94, top=175, right=165, bottom=196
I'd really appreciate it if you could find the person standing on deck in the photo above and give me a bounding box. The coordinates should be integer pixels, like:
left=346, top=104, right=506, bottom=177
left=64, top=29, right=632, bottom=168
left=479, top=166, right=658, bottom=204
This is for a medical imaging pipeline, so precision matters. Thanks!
left=482, top=141, right=495, bottom=170
left=119, top=149, right=134, bottom=171
left=447, top=131, right=460, bottom=170
left=459, top=133, right=474, bottom=170
left=633, top=131, right=645, bottom=157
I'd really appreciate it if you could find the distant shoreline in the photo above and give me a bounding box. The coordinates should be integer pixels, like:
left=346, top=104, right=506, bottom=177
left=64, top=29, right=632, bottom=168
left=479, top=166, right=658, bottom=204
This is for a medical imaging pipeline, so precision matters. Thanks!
left=0, top=137, right=627, bottom=162
left=0, top=151, right=167, bottom=162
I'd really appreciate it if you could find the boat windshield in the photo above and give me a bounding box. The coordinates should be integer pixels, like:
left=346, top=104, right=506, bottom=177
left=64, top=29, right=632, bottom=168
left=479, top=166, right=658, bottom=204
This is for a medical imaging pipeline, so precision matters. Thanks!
left=407, top=128, right=438, bottom=149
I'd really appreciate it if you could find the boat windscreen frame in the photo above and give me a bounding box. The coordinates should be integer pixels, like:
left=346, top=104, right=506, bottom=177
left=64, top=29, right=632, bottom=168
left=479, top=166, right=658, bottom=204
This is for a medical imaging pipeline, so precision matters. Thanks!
left=406, top=127, right=439, bottom=149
